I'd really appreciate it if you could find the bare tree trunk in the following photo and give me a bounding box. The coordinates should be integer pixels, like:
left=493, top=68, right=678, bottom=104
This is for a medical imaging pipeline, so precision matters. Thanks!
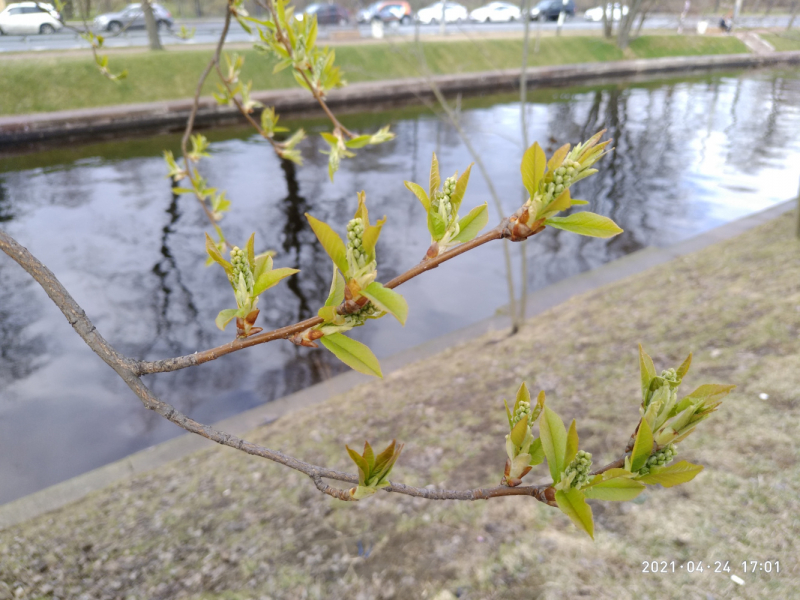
left=195, top=0, right=202, bottom=17
left=789, top=0, right=798, bottom=30
left=618, top=0, right=643, bottom=48
left=634, top=0, right=656, bottom=38
left=142, top=0, right=163, bottom=51
left=602, top=3, right=613, bottom=38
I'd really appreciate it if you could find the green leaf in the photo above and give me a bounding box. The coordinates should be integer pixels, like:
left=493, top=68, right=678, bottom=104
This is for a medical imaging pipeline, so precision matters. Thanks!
left=404, top=181, right=430, bottom=212
left=521, top=142, right=546, bottom=198
left=547, top=143, right=570, bottom=172
left=320, top=333, right=383, bottom=378
left=504, top=399, right=513, bottom=429
left=570, top=199, right=589, bottom=206
left=630, top=418, right=654, bottom=473
left=361, top=216, right=386, bottom=263
left=555, top=489, right=594, bottom=539
left=205, top=233, right=233, bottom=276
left=538, top=188, right=572, bottom=220
left=346, top=445, right=370, bottom=485
left=539, top=406, right=567, bottom=483
left=509, top=415, right=529, bottom=448
left=215, top=308, right=240, bottom=331
left=345, top=135, right=372, bottom=149
left=305, top=213, right=348, bottom=275
left=676, top=352, right=693, bottom=380
left=245, top=232, right=256, bottom=268
left=583, top=477, right=645, bottom=501
left=681, top=384, right=736, bottom=408
left=362, top=440, right=375, bottom=471
left=528, top=437, right=544, bottom=466
left=545, top=212, right=624, bottom=239
left=429, top=152, right=441, bottom=200
left=324, top=263, right=346, bottom=307
left=637, top=461, right=704, bottom=488
left=452, top=203, right=489, bottom=243
left=428, top=206, right=446, bottom=241
left=639, top=344, right=657, bottom=403
left=515, top=382, right=531, bottom=412
left=565, top=419, right=579, bottom=465
left=361, top=282, right=409, bottom=325
left=449, top=164, right=472, bottom=213
left=253, top=267, right=299, bottom=297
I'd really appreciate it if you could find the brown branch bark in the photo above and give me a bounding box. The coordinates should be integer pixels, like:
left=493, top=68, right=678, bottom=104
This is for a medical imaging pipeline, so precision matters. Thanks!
left=0, top=227, right=630, bottom=508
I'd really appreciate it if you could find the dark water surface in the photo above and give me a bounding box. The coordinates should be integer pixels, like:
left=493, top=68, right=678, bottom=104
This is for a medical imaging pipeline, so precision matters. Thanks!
left=2, top=67, right=800, bottom=504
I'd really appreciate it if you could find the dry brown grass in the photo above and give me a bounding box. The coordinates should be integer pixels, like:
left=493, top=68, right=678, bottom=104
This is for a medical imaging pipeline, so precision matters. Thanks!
left=1, top=211, right=799, bottom=600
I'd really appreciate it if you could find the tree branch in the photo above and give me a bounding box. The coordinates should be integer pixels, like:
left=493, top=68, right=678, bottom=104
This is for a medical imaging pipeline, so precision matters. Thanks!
left=0, top=227, right=629, bottom=508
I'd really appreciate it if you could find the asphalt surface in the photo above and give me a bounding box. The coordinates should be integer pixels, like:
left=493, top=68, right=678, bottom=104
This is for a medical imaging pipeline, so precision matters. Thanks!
left=0, top=14, right=793, bottom=53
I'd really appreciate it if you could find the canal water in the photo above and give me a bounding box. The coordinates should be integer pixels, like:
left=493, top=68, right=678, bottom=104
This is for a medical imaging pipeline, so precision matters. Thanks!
left=1, top=66, right=799, bottom=504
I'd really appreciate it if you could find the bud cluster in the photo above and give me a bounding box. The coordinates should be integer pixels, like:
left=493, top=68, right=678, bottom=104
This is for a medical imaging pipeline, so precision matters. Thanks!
left=432, top=176, right=457, bottom=223
left=638, top=444, right=677, bottom=475
left=230, top=246, right=254, bottom=295
left=563, top=450, right=593, bottom=489
left=541, top=161, right=581, bottom=204
left=343, top=302, right=382, bottom=328
left=346, top=217, right=368, bottom=269
left=511, top=399, right=532, bottom=429
left=661, top=368, right=678, bottom=384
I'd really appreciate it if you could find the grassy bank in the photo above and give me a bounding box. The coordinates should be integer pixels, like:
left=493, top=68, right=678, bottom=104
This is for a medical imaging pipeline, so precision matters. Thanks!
left=1, top=209, right=799, bottom=599
left=0, top=34, right=748, bottom=115
left=762, top=30, right=800, bottom=51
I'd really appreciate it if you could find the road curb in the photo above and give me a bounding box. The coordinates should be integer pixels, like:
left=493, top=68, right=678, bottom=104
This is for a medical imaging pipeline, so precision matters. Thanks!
left=2, top=50, right=800, bottom=145
left=0, top=197, right=795, bottom=531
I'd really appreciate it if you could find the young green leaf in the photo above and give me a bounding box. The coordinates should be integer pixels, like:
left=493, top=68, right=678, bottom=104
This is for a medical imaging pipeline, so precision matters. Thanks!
left=570, top=198, right=590, bottom=206
left=452, top=203, right=489, bottom=243
left=428, top=206, right=447, bottom=241
left=429, top=152, right=441, bottom=200
left=546, top=143, right=570, bottom=173
left=305, top=213, right=349, bottom=275
left=583, top=477, right=645, bottom=501
left=253, top=267, right=299, bottom=297
left=521, top=142, right=546, bottom=198
left=205, top=233, right=233, bottom=276
left=320, top=333, right=383, bottom=378
left=449, top=164, right=472, bottom=213
left=528, top=437, right=545, bottom=466
left=346, top=445, right=370, bottom=484
left=676, top=352, right=693, bottom=380
left=555, top=488, right=594, bottom=539
left=404, top=181, right=430, bottom=212
left=639, top=344, right=657, bottom=403
left=361, top=216, right=386, bottom=263
left=515, top=382, right=531, bottom=411
left=539, top=406, right=567, bottom=482
left=545, top=212, right=624, bottom=239
left=637, top=460, right=704, bottom=487
left=509, top=415, right=529, bottom=448
left=565, top=419, right=579, bottom=465
left=324, top=263, right=346, bottom=307
left=215, top=308, right=241, bottom=331
left=361, top=282, right=409, bottom=325
left=345, top=135, right=373, bottom=149
left=630, top=418, right=654, bottom=473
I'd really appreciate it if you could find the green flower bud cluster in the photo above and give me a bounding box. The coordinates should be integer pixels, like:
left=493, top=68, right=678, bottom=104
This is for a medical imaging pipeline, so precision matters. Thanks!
left=230, top=246, right=254, bottom=295
left=511, top=400, right=532, bottom=428
left=543, top=161, right=581, bottom=202
left=638, top=444, right=677, bottom=475
left=346, top=217, right=368, bottom=269
left=343, top=302, right=381, bottom=328
left=564, top=450, right=593, bottom=489
left=432, top=176, right=457, bottom=222
left=661, top=368, right=678, bottom=384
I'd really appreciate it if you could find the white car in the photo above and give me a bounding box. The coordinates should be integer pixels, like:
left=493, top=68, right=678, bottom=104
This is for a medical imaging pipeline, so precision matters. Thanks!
left=583, top=3, right=628, bottom=21
left=469, top=1, right=521, bottom=22
left=416, top=1, right=468, bottom=24
left=0, top=1, right=62, bottom=34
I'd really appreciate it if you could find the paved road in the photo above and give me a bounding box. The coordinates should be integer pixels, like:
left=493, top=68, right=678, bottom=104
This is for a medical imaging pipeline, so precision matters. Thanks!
left=0, top=14, right=793, bottom=53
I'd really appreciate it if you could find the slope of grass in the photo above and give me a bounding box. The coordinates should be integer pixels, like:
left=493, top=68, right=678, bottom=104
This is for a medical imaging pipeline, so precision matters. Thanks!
left=1, top=208, right=799, bottom=599
left=0, top=35, right=750, bottom=116
left=761, top=30, right=800, bottom=51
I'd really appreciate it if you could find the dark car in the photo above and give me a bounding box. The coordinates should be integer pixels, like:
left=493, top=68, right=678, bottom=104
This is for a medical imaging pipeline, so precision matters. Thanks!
left=299, top=3, right=350, bottom=25
left=93, top=3, right=173, bottom=32
left=530, top=0, right=574, bottom=20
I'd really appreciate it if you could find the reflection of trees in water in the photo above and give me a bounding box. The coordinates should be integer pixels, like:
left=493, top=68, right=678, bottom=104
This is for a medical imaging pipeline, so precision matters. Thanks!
left=0, top=178, right=13, bottom=223
left=0, top=259, right=47, bottom=383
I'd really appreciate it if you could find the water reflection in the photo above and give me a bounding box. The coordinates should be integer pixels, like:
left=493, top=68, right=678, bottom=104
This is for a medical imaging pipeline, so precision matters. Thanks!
left=1, top=67, right=799, bottom=503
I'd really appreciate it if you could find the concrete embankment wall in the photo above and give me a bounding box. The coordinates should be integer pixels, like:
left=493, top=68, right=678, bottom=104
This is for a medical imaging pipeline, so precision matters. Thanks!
left=2, top=51, right=800, bottom=145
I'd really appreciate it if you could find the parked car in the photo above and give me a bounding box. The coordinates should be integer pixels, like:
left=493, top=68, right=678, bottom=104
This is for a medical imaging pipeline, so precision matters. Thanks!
left=530, top=0, right=574, bottom=20
left=469, top=1, right=521, bottom=22
left=93, top=3, right=173, bottom=32
left=0, top=2, right=62, bottom=35
left=416, top=1, right=468, bottom=24
left=297, top=3, right=351, bottom=25
left=583, top=2, right=628, bottom=21
left=358, top=0, right=411, bottom=23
